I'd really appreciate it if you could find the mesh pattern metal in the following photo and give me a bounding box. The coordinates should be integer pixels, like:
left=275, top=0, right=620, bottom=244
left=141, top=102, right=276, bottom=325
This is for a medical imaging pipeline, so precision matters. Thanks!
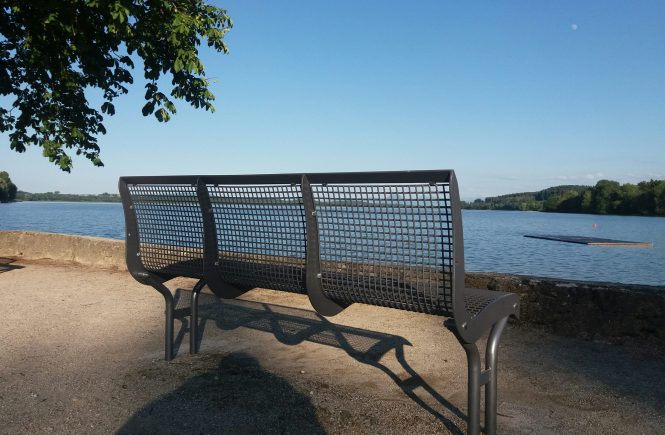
left=464, top=288, right=504, bottom=318
left=208, top=184, right=307, bottom=293
left=128, top=184, right=204, bottom=278
left=312, top=183, right=454, bottom=315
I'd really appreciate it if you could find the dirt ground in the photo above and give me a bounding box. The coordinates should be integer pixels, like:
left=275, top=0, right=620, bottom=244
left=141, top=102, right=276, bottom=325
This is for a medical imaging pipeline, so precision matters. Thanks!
left=1, top=260, right=664, bottom=434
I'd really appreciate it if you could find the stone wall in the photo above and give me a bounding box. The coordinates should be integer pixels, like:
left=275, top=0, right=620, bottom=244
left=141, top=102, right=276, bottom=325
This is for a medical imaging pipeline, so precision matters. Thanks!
left=467, top=272, right=665, bottom=345
left=1, top=230, right=663, bottom=345
left=0, top=230, right=126, bottom=270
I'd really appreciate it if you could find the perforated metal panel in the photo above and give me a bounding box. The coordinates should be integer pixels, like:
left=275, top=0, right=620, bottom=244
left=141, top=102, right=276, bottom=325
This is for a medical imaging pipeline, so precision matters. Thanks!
left=312, top=183, right=454, bottom=315
left=208, top=184, right=308, bottom=293
left=121, top=173, right=464, bottom=316
left=127, top=184, right=204, bottom=278
left=464, top=288, right=503, bottom=318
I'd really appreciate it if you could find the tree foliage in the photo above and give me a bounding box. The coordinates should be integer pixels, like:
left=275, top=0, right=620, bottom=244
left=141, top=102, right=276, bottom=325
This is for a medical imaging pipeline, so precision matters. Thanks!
left=0, top=170, right=18, bottom=202
left=463, top=179, right=665, bottom=216
left=463, top=185, right=588, bottom=212
left=0, top=1, right=232, bottom=171
left=15, top=190, right=120, bottom=202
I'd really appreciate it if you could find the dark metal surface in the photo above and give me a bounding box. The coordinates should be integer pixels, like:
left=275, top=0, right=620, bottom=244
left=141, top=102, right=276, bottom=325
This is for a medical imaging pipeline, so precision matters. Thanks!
left=196, top=178, right=247, bottom=299
left=120, top=170, right=451, bottom=187
left=310, top=180, right=455, bottom=315
left=118, top=170, right=518, bottom=326
left=302, top=175, right=348, bottom=316
left=119, top=170, right=519, bottom=434
left=462, top=341, right=482, bottom=435
left=305, top=170, right=453, bottom=184
left=147, top=278, right=176, bottom=361
left=207, top=182, right=308, bottom=294
left=448, top=172, right=468, bottom=336
left=484, top=317, right=508, bottom=435
left=118, top=178, right=150, bottom=283
left=125, top=181, right=205, bottom=279
left=189, top=279, right=206, bottom=354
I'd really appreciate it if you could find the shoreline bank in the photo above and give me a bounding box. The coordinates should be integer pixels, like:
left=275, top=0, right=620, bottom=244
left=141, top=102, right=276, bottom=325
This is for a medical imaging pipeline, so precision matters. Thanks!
left=1, top=230, right=663, bottom=347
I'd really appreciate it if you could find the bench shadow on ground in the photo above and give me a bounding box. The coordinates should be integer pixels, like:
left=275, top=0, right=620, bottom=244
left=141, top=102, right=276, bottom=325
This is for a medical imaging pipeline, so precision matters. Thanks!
left=0, top=257, right=23, bottom=274
left=170, top=289, right=466, bottom=434
left=118, top=351, right=328, bottom=434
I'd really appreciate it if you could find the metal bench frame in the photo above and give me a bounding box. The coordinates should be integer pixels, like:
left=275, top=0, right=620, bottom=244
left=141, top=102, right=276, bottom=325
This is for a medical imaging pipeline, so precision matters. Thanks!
left=119, top=170, right=519, bottom=435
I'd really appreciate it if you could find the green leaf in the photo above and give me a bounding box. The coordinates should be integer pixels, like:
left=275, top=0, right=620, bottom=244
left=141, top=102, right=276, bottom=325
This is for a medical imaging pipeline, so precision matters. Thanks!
left=164, top=101, right=177, bottom=114
left=174, top=58, right=184, bottom=72
left=101, top=102, right=115, bottom=115
left=155, top=108, right=170, bottom=122
left=142, top=101, right=155, bottom=116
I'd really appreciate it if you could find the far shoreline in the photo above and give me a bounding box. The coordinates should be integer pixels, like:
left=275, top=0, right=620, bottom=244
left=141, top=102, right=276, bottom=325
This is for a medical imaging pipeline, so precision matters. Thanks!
left=3, top=200, right=120, bottom=204
left=5, top=199, right=665, bottom=219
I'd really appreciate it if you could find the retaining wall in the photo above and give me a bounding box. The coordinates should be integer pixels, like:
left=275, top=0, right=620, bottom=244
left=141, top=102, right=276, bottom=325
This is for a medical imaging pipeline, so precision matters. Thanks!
left=1, top=230, right=663, bottom=345
left=466, top=273, right=665, bottom=345
left=0, top=230, right=125, bottom=270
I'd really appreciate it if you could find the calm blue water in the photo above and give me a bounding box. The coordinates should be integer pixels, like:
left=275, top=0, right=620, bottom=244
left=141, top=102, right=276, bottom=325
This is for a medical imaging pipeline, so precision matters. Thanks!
left=463, top=210, right=664, bottom=286
left=0, top=202, right=126, bottom=240
left=1, top=202, right=663, bottom=286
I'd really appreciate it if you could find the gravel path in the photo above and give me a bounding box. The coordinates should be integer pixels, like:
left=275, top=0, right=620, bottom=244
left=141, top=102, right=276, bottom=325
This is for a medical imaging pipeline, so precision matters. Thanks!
left=1, top=260, right=664, bottom=434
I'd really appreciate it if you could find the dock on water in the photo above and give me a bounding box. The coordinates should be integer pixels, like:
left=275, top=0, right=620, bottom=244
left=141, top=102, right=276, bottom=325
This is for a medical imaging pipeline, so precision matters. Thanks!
left=524, top=234, right=653, bottom=247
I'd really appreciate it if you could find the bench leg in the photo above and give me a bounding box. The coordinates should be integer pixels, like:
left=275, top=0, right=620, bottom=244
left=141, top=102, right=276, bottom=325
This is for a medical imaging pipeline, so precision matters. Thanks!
left=462, top=342, right=482, bottom=435
left=148, top=280, right=175, bottom=361
left=189, top=279, right=206, bottom=354
left=459, top=315, right=509, bottom=435
left=484, top=317, right=508, bottom=435
left=164, top=298, right=174, bottom=361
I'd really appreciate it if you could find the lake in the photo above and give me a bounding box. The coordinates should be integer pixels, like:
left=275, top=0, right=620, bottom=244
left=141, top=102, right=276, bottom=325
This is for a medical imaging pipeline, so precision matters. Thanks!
left=1, top=202, right=663, bottom=286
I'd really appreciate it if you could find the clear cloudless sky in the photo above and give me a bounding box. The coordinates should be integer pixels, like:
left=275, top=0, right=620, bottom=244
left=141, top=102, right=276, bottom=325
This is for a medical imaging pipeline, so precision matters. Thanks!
left=1, top=0, right=663, bottom=199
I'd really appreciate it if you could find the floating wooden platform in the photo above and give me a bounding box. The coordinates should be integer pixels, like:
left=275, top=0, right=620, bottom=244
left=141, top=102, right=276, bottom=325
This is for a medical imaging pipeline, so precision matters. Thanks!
left=524, top=234, right=653, bottom=247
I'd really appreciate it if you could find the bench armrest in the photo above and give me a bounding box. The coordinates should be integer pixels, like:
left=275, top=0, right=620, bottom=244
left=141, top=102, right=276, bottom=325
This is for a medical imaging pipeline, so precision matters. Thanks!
left=453, top=288, right=520, bottom=343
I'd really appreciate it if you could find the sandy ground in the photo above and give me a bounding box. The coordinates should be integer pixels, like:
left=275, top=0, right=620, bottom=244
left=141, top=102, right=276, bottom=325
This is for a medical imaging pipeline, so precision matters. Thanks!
left=0, top=260, right=664, bottom=434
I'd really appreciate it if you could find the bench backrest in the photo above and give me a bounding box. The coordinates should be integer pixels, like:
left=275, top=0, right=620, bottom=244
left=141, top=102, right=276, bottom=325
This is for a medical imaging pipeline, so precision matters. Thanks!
left=119, top=171, right=465, bottom=319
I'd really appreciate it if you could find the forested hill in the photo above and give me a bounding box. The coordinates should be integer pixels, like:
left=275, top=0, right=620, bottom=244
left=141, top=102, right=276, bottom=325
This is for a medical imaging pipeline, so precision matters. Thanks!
left=15, top=191, right=121, bottom=202
left=462, top=179, right=665, bottom=216
left=462, top=185, right=588, bottom=211
left=11, top=178, right=665, bottom=217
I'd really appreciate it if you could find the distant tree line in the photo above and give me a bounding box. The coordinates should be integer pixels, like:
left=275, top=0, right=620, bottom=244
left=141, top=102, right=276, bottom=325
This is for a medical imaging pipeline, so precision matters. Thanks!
left=0, top=171, right=18, bottom=203
left=8, top=175, right=665, bottom=216
left=15, top=191, right=121, bottom=202
left=462, top=179, right=665, bottom=216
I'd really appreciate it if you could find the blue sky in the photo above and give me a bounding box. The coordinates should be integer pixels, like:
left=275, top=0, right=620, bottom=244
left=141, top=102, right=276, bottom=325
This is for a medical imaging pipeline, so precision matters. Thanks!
left=1, top=0, right=664, bottom=199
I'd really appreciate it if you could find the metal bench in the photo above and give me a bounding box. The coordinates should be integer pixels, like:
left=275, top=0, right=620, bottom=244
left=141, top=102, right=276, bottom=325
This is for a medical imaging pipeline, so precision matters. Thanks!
left=118, top=170, right=519, bottom=435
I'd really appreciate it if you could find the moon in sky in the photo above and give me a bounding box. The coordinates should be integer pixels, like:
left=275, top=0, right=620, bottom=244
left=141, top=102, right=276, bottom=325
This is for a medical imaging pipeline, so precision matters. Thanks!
left=571, top=23, right=578, bottom=31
